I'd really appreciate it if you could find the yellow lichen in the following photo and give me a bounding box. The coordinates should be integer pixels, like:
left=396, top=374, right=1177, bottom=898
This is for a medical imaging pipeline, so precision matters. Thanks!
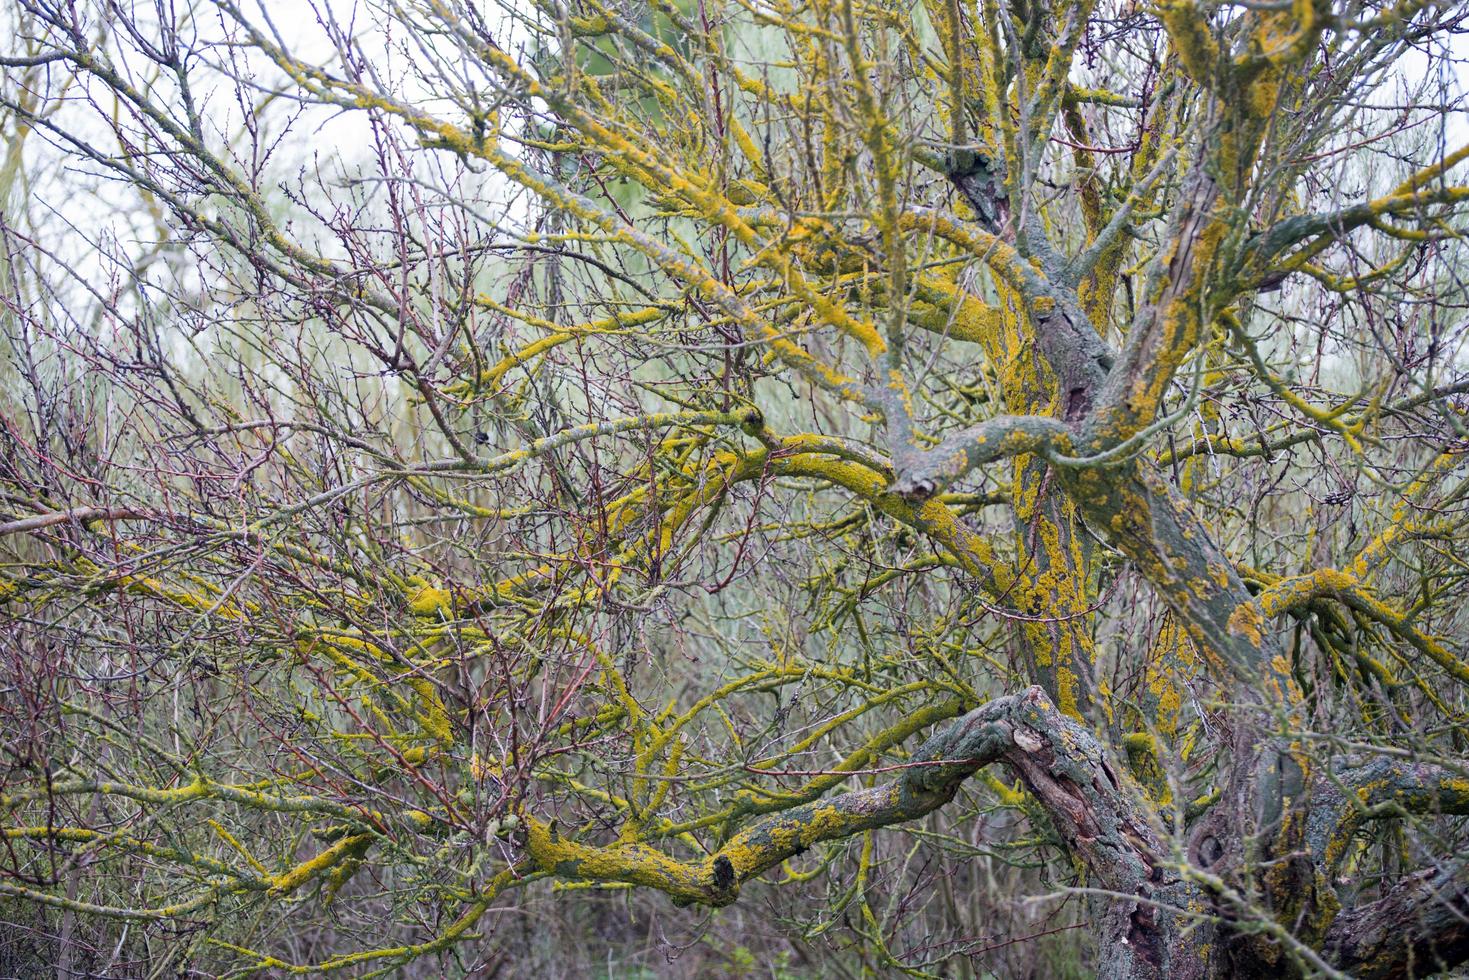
left=268, top=833, right=373, bottom=897
left=406, top=583, right=452, bottom=617
left=1225, top=601, right=1265, bottom=647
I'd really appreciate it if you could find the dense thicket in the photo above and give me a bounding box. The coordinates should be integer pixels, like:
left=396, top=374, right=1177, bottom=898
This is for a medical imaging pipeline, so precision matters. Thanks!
left=2, top=0, right=1469, bottom=976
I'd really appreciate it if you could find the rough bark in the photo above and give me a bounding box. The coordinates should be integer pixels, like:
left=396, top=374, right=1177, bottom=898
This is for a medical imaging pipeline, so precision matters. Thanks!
left=1323, top=867, right=1469, bottom=980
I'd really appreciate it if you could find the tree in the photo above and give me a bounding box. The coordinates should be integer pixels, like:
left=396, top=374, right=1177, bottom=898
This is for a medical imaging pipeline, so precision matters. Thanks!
left=2, top=0, right=1468, bottom=975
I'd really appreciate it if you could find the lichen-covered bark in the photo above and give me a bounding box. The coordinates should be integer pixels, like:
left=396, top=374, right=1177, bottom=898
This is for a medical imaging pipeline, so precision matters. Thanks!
left=1323, top=868, right=1469, bottom=980
left=522, top=685, right=1222, bottom=977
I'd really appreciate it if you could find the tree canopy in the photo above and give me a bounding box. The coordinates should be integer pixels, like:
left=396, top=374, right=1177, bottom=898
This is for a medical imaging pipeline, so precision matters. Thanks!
left=2, top=0, right=1469, bottom=975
